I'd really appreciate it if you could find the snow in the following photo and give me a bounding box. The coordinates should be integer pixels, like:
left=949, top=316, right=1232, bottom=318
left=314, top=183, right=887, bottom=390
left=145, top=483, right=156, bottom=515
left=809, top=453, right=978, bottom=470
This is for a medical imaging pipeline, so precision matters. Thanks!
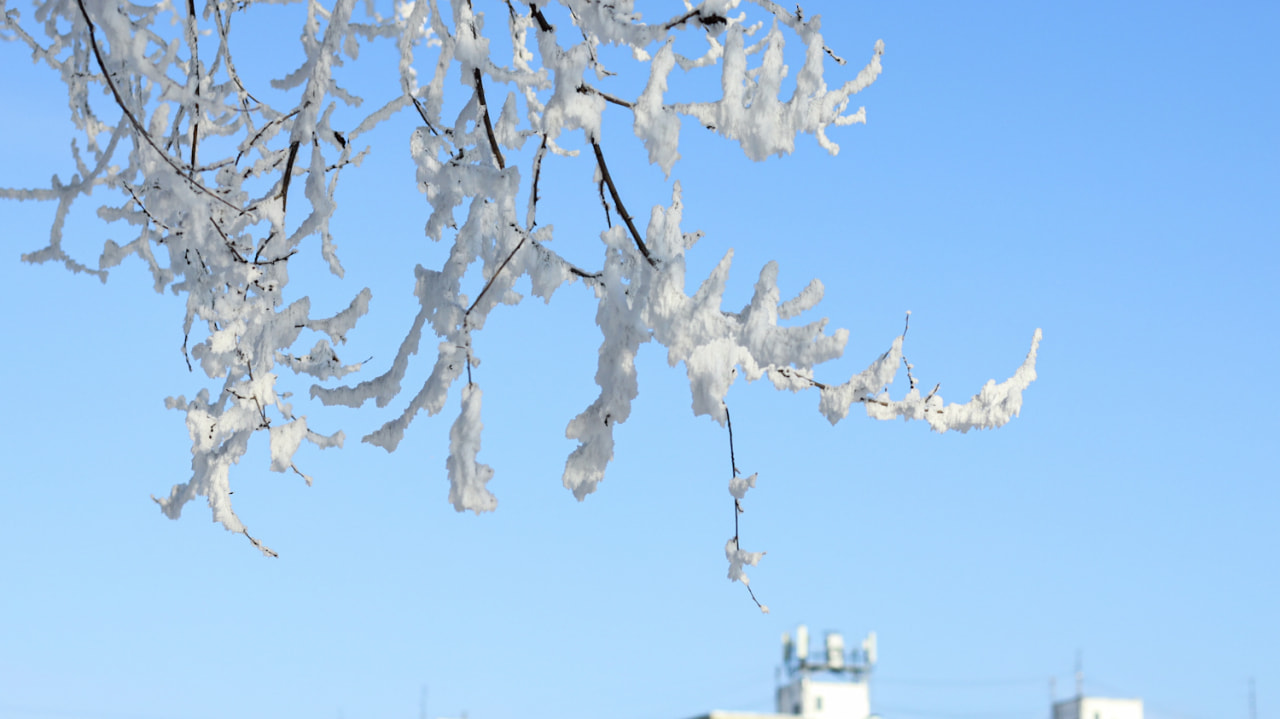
left=3, top=0, right=1039, bottom=557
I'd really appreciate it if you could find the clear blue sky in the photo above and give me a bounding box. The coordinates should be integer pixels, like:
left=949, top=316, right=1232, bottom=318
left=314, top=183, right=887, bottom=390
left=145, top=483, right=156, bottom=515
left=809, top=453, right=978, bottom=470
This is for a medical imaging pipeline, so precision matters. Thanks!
left=1, top=2, right=1276, bottom=719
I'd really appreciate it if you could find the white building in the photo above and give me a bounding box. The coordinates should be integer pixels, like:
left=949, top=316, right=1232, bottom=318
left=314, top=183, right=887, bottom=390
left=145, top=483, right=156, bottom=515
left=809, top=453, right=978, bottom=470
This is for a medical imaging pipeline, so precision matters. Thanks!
left=1053, top=696, right=1144, bottom=719
left=687, top=625, right=1144, bottom=719
left=688, top=625, right=879, bottom=719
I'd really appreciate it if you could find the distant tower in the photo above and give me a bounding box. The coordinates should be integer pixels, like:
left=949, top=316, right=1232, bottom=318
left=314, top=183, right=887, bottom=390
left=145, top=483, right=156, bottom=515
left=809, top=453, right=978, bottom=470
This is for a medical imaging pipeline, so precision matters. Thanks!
left=775, top=625, right=878, bottom=719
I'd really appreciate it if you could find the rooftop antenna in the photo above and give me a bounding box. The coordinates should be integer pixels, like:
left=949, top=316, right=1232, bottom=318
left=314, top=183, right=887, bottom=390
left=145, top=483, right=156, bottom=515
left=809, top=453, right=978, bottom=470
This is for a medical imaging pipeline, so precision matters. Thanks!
left=420, top=685, right=427, bottom=719
left=795, top=625, right=810, bottom=669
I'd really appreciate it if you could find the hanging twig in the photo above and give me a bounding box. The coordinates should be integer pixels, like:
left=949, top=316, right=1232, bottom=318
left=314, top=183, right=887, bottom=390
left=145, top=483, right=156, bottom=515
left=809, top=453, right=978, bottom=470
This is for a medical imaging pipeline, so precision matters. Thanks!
left=725, top=402, right=765, bottom=612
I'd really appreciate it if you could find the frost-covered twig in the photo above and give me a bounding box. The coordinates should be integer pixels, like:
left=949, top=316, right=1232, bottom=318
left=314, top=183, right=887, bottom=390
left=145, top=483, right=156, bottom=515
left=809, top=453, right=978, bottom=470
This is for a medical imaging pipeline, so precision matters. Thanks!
left=723, top=402, right=767, bottom=611
left=3, top=0, right=1040, bottom=565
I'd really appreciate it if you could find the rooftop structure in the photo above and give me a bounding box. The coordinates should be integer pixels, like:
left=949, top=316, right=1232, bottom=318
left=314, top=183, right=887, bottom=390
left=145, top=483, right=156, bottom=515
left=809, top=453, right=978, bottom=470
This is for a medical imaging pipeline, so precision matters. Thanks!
left=688, top=625, right=879, bottom=719
left=686, top=626, right=1145, bottom=719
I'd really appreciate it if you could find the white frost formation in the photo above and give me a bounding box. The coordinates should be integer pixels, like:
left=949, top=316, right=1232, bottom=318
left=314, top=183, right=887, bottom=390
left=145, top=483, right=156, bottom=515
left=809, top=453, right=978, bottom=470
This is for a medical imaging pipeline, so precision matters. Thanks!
left=1, top=0, right=1040, bottom=566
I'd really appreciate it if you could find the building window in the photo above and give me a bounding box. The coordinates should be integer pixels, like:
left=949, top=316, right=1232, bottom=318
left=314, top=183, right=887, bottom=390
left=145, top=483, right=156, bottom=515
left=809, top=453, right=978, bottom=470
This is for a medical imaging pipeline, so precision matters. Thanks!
left=816, top=697, right=823, bottom=711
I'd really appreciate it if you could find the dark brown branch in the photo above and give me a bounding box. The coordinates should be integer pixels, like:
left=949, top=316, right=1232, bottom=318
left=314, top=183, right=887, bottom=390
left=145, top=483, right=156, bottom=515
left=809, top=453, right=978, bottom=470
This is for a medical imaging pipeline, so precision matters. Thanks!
left=527, top=134, right=547, bottom=230
left=73, top=0, right=244, bottom=215
left=566, top=264, right=602, bottom=280
left=410, top=96, right=440, bottom=135
left=591, top=141, right=656, bottom=267
left=662, top=7, right=727, bottom=31
left=472, top=67, right=505, bottom=170
left=122, top=182, right=173, bottom=231
left=466, top=237, right=527, bottom=316
left=577, top=83, right=633, bottom=109
left=924, top=382, right=940, bottom=404
left=596, top=176, right=612, bottom=228
left=236, top=109, right=301, bottom=167
left=209, top=218, right=247, bottom=263
left=528, top=239, right=601, bottom=280
left=527, top=2, right=553, bottom=32
left=186, top=0, right=199, bottom=180
left=280, top=140, right=300, bottom=213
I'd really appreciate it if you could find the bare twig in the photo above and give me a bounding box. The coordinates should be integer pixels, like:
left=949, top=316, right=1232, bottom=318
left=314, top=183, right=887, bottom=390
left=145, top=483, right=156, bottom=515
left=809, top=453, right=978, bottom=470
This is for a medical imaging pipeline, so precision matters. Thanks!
left=280, top=140, right=300, bottom=213
left=577, top=83, right=633, bottom=109
left=591, top=141, right=656, bottom=267
left=410, top=96, right=441, bottom=135
left=924, top=382, right=940, bottom=404
left=235, top=109, right=301, bottom=167
left=596, top=175, right=612, bottom=228
left=466, top=237, right=527, bottom=316
left=527, top=134, right=547, bottom=230
left=662, top=7, right=727, bottom=31
left=185, top=0, right=199, bottom=180
left=472, top=67, right=506, bottom=170
left=526, top=2, right=553, bottom=32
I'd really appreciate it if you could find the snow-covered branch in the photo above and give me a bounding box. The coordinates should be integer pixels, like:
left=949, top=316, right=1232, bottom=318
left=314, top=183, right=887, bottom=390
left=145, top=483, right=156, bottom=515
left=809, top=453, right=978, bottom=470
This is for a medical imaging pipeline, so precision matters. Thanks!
left=3, top=0, right=1040, bottom=564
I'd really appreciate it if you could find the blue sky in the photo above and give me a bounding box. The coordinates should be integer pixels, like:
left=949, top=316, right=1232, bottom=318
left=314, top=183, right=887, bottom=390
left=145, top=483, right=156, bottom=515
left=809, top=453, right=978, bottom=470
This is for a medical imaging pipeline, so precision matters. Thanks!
left=1, top=2, right=1276, bottom=719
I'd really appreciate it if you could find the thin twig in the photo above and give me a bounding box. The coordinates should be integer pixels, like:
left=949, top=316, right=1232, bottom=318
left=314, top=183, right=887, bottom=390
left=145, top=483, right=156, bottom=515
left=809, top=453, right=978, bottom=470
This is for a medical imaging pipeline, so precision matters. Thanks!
left=466, top=237, right=527, bottom=316
left=924, top=382, right=940, bottom=404
left=213, top=0, right=262, bottom=108
left=577, top=83, right=633, bottom=109
left=591, top=141, right=656, bottom=267
left=73, top=0, right=244, bottom=215
left=527, top=134, right=547, bottom=230
left=235, top=109, right=301, bottom=167
left=185, top=0, right=199, bottom=180
left=209, top=218, right=247, bottom=263
left=472, top=67, right=505, bottom=170
left=901, top=312, right=915, bottom=390
left=411, top=96, right=441, bottom=135
left=242, top=529, right=278, bottom=558
left=122, top=182, right=173, bottom=231
left=596, top=176, right=612, bottom=228
left=280, top=140, right=300, bottom=213
left=725, top=402, right=765, bottom=612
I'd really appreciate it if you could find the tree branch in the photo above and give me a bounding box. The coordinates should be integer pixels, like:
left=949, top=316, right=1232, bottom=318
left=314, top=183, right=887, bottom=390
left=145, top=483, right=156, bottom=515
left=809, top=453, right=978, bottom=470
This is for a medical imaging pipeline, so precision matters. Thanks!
left=591, top=141, right=656, bottom=267
left=578, top=83, right=633, bottom=109
left=472, top=67, right=506, bottom=170
left=73, top=0, right=244, bottom=216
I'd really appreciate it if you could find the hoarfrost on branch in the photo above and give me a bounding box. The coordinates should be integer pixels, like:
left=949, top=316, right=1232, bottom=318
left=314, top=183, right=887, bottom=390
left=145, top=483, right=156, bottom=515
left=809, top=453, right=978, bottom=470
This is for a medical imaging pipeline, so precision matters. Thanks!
left=1, top=0, right=1040, bottom=579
